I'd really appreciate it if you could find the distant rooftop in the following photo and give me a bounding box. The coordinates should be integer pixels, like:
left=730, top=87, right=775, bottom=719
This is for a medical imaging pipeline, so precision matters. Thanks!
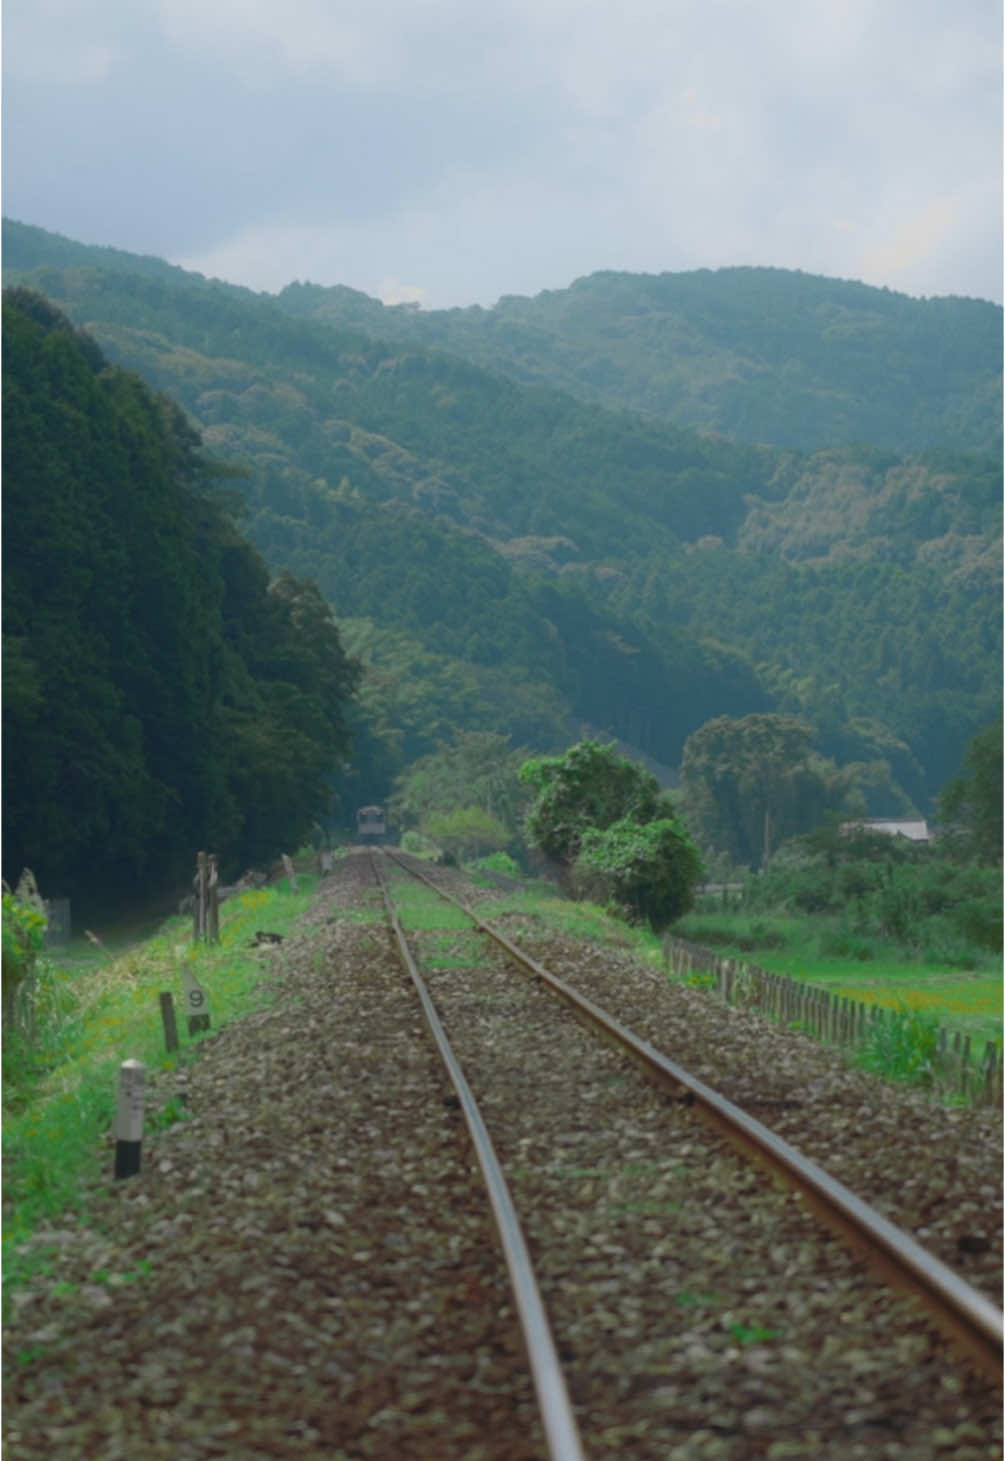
left=840, top=818, right=931, bottom=842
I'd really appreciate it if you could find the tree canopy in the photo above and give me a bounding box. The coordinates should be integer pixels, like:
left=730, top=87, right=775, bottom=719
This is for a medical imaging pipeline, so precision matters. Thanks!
left=938, top=719, right=1003, bottom=863
left=3, top=226, right=1000, bottom=812
left=520, top=740, right=703, bottom=929
left=2, top=289, right=361, bottom=910
left=519, top=740, right=671, bottom=867
left=681, top=714, right=855, bottom=868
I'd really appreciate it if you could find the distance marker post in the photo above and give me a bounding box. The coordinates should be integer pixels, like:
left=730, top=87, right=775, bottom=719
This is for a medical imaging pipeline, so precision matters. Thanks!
left=114, top=1059, right=146, bottom=1179
left=182, top=963, right=211, bottom=1035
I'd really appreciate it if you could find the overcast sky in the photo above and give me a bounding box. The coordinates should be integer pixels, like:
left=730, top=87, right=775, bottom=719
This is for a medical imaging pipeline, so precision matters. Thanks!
left=4, top=0, right=1002, bottom=309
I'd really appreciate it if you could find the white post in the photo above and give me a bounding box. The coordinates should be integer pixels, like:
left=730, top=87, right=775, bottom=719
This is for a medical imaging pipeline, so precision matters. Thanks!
left=114, top=1059, right=146, bottom=1179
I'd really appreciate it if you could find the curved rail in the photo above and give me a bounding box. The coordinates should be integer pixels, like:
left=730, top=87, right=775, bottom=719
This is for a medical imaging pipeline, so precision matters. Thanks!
left=370, top=853, right=587, bottom=1461
left=385, top=848, right=1004, bottom=1382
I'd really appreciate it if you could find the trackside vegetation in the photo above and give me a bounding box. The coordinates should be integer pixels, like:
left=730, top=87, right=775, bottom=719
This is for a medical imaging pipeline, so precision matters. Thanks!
left=2, top=872, right=319, bottom=1307
left=673, top=822, right=1002, bottom=1066
left=520, top=741, right=704, bottom=933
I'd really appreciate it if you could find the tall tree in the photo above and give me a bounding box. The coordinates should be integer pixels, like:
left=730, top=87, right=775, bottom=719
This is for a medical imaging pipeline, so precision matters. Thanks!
left=938, top=719, right=1003, bottom=863
left=681, top=714, right=850, bottom=868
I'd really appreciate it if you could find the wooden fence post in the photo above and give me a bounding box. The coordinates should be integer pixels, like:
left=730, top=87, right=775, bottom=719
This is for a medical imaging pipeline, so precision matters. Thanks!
left=282, top=853, right=297, bottom=891
left=192, top=852, right=204, bottom=942
left=192, top=852, right=220, bottom=945
left=207, top=854, right=219, bottom=944
left=159, top=992, right=179, bottom=1053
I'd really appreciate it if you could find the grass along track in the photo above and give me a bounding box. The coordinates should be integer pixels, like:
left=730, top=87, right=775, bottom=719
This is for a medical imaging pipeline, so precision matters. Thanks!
left=672, top=909, right=1002, bottom=1052
left=2, top=870, right=320, bottom=1288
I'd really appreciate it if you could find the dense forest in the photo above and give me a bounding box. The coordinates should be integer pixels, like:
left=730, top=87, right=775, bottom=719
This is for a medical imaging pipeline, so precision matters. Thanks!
left=275, top=266, right=1002, bottom=457
left=3, top=289, right=361, bottom=910
left=3, top=221, right=1001, bottom=870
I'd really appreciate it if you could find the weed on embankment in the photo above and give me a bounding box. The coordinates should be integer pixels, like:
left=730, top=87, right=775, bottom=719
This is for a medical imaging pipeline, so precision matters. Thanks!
left=2, top=871, right=318, bottom=1311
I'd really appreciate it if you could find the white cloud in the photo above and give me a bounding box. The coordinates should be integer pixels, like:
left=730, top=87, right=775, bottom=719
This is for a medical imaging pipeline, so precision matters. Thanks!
left=4, top=0, right=1001, bottom=303
left=378, top=278, right=427, bottom=307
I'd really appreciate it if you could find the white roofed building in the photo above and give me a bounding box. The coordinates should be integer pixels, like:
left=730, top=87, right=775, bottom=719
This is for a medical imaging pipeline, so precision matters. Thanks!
left=840, top=818, right=932, bottom=843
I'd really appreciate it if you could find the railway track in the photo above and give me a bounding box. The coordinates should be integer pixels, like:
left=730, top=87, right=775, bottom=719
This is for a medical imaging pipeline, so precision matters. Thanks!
left=373, top=848, right=1002, bottom=1458
left=4, top=849, right=1001, bottom=1460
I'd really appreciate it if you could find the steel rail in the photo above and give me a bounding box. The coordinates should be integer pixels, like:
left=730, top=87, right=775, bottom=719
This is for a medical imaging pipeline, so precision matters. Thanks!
left=370, top=853, right=588, bottom=1461
left=385, top=848, right=1004, bottom=1382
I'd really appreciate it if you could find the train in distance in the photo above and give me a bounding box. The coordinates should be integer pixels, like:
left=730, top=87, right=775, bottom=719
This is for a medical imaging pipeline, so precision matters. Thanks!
left=356, top=805, right=386, bottom=843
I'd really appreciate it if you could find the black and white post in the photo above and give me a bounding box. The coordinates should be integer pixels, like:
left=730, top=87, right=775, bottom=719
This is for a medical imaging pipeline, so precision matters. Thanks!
left=114, top=1058, right=146, bottom=1179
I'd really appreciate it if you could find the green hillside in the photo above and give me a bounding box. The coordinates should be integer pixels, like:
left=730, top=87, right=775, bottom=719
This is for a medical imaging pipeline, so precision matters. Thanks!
left=276, top=266, right=1003, bottom=456
left=2, top=289, right=361, bottom=908
left=3, top=221, right=1000, bottom=812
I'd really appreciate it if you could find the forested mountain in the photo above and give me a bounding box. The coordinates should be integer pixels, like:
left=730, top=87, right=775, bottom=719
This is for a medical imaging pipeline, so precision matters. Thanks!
left=9, top=221, right=999, bottom=457
left=3, top=221, right=1000, bottom=821
left=275, top=266, right=1002, bottom=457
left=2, top=289, right=361, bottom=909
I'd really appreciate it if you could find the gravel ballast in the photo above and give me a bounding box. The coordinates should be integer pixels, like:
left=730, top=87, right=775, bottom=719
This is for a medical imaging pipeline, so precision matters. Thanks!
left=4, top=853, right=1001, bottom=1460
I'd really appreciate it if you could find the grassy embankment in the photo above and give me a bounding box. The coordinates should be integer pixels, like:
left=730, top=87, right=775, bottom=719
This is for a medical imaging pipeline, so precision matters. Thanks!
left=2, top=870, right=319, bottom=1307
left=672, top=905, right=1002, bottom=1053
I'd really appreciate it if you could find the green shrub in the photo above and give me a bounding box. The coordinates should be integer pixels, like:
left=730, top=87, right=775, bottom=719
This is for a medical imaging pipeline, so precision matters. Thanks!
left=817, top=924, right=875, bottom=961
left=469, top=851, right=521, bottom=878
left=400, top=829, right=439, bottom=859
left=872, top=883, right=923, bottom=944
left=856, top=1002, right=939, bottom=1083
left=736, top=846, right=1001, bottom=968
left=423, top=805, right=510, bottom=859
left=2, top=879, right=49, bottom=1040
left=950, top=897, right=1003, bottom=952
left=572, top=816, right=704, bottom=933
left=2, top=881, right=77, bottom=1102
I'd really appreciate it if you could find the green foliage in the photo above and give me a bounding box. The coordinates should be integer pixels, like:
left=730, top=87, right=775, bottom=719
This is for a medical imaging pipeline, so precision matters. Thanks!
left=521, top=740, right=702, bottom=931
left=275, top=262, right=1002, bottom=456
left=573, top=816, right=704, bottom=931
left=855, top=1001, right=940, bottom=1084
left=682, top=714, right=852, bottom=868
left=389, top=732, right=531, bottom=839
left=633, top=548, right=1000, bottom=804
left=423, top=806, right=510, bottom=860
left=938, top=719, right=1003, bottom=863
left=2, top=885, right=47, bottom=1026
left=3, top=228, right=1000, bottom=811
left=468, top=851, right=522, bottom=878
left=1, top=873, right=82, bottom=1104
left=2, top=291, right=361, bottom=908
left=1, top=879, right=55, bottom=1074
left=399, top=829, right=440, bottom=859
left=739, top=837, right=1002, bottom=964
left=521, top=740, right=671, bottom=867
